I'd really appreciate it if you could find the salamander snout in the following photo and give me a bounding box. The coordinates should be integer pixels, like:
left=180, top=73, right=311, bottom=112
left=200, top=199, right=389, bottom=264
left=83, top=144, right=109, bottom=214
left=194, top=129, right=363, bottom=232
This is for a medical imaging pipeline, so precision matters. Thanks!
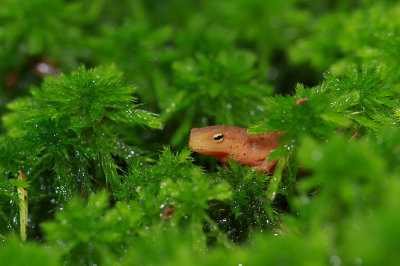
left=188, top=128, right=200, bottom=149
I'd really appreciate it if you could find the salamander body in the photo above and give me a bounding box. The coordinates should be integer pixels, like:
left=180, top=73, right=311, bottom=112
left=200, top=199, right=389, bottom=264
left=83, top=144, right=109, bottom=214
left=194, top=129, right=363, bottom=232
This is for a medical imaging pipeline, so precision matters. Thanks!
left=188, top=126, right=281, bottom=172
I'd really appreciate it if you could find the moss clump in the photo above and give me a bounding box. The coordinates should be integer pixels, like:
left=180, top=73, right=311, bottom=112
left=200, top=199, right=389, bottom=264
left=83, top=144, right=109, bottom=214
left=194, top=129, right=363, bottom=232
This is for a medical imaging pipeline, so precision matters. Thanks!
left=1, top=1, right=400, bottom=265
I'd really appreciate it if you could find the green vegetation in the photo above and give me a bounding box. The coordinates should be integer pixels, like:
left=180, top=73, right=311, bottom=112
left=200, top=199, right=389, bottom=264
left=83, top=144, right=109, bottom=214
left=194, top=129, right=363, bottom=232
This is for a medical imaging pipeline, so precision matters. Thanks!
left=1, top=0, right=400, bottom=265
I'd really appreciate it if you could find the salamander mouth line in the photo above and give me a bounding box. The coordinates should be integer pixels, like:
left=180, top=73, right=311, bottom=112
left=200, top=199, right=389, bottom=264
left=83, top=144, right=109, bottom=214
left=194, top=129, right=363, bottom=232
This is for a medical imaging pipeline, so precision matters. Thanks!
left=189, top=146, right=226, bottom=154
left=189, top=146, right=212, bottom=151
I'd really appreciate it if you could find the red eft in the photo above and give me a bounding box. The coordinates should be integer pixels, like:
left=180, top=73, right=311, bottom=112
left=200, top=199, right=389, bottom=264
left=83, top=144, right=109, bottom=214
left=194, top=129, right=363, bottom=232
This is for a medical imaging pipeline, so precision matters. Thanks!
left=188, top=126, right=281, bottom=172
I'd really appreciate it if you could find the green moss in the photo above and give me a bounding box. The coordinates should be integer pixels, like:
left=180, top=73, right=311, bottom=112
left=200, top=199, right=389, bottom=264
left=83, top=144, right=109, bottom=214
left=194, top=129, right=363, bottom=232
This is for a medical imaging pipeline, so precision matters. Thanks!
left=1, top=0, right=400, bottom=265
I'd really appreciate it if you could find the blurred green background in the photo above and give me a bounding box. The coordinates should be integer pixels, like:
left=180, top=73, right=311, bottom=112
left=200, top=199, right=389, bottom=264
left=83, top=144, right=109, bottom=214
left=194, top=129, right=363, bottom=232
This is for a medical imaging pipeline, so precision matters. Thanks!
left=1, top=0, right=400, bottom=265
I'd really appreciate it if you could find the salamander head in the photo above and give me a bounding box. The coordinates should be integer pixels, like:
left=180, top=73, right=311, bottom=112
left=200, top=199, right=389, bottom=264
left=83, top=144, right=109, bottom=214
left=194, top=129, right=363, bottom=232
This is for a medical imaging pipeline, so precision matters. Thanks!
left=188, top=126, right=246, bottom=156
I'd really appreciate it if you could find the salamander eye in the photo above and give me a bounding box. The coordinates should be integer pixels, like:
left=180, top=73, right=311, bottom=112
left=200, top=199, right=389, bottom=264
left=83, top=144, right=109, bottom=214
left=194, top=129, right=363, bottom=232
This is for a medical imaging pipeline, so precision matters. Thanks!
left=213, top=133, right=224, bottom=143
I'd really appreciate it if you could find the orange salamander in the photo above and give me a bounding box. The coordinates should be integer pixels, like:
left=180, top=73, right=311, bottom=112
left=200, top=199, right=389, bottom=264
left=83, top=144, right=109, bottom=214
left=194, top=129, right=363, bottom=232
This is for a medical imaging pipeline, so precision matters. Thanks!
left=188, top=126, right=282, bottom=172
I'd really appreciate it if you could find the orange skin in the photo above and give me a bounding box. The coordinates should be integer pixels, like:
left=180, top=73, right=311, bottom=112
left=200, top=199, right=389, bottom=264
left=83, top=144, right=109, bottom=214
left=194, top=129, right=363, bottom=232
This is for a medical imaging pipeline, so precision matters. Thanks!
left=188, top=126, right=281, bottom=172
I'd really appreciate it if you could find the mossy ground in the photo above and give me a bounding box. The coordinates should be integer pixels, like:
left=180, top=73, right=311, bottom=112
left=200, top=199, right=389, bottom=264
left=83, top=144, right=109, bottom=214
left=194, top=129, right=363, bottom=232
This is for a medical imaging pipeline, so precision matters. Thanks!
left=1, top=0, right=400, bottom=265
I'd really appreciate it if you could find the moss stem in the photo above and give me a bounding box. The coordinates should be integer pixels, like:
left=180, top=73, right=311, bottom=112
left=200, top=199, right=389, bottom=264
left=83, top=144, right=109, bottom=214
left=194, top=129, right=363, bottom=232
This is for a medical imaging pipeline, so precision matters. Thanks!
left=18, top=170, right=28, bottom=242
